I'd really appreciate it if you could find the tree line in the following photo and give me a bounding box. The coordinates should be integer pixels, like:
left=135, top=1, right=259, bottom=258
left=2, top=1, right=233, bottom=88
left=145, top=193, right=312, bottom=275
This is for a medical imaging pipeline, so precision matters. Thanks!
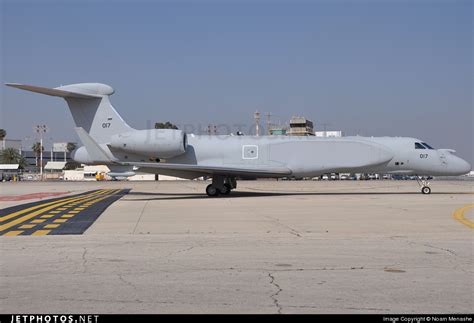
left=0, top=128, right=77, bottom=169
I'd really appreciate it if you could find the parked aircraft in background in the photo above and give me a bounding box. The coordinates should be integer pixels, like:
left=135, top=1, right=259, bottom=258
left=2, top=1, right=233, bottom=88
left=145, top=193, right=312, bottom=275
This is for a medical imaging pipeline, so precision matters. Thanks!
left=6, top=83, right=471, bottom=196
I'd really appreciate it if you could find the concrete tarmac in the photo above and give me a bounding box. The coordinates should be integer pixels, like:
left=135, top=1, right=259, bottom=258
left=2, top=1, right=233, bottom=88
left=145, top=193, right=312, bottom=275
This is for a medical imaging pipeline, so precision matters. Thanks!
left=0, top=180, right=473, bottom=313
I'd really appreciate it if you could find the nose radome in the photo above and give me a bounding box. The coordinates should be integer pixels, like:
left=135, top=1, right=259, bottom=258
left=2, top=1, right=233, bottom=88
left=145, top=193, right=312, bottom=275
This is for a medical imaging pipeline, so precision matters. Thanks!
left=450, top=155, right=471, bottom=175
left=460, top=159, right=472, bottom=174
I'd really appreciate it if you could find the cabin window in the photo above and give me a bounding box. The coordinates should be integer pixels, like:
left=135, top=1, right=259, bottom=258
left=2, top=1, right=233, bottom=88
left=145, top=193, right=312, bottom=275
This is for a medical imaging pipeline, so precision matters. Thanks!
left=422, top=142, right=434, bottom=150
left=415, top=142, right=425, bottom=149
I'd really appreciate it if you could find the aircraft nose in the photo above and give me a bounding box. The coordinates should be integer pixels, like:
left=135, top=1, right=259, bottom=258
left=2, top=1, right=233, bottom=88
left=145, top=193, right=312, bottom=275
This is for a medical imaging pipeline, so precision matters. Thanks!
left=449, top=155, right=471, bottom=175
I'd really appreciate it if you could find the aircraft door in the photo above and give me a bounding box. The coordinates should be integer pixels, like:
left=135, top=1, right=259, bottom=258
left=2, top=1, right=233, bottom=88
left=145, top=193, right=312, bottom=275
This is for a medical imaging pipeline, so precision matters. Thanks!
left=439, top=151, right=448, bottom=166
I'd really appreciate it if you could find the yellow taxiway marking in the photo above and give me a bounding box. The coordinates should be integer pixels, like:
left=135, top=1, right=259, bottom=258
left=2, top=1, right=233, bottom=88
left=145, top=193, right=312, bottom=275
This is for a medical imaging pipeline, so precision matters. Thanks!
left=74, top=208, right=85, bottom=210
left=56, top=208, right=68, bottom=211
left=453, top=204, right=474, bottom=229
left=53, top=219, right=68, bottom=223
left=0, top=190, right=112, bottom=232
left=61, top=214, right=75, bottom=218
left=32, top=230, right=50, bottom=236
left=31, top=219, right=46, bottom=223
left=44, top=224, right=60, bottom=229
left=50, top=211, right=61, bottom=214
left=3, top=230, right=23, bottom=236
left=68, top=211, right=80, bottom=214
left=19, top=224, right=36, bottom=229
left=41, top=214, right=55, bottom=218
left=0, top=189, right=106, bottom=222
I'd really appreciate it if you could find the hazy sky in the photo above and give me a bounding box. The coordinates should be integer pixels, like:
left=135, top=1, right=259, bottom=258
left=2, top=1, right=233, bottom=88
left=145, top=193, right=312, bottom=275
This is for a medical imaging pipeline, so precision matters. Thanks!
left=1, top=0, right=472, bottom=163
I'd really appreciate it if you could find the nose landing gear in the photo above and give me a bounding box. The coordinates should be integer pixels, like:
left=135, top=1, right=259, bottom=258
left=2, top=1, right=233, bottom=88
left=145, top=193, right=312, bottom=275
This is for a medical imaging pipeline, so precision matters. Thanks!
left=416, top=176, right=431, bottom=194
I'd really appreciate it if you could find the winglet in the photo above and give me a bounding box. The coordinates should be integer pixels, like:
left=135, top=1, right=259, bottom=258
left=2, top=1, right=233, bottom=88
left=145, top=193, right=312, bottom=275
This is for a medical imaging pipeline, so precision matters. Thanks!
left=74, top=127, right=116, bottom=163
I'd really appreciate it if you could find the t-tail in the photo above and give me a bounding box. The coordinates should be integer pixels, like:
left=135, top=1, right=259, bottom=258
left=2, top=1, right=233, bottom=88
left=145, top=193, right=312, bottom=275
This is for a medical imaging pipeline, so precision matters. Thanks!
left=5, top=82, right=133, bottom=144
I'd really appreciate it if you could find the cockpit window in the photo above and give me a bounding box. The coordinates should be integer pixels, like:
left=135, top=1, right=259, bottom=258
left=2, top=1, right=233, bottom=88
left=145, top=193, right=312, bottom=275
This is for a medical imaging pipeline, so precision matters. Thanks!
left=415, top=142, right=426, bottom=149
left=421, top=142, right=434, bottom=150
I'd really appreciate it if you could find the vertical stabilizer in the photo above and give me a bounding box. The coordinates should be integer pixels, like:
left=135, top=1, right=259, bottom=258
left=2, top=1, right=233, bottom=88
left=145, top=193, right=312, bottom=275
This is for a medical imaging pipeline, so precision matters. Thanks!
left=5, top=82, right=133, bottom=143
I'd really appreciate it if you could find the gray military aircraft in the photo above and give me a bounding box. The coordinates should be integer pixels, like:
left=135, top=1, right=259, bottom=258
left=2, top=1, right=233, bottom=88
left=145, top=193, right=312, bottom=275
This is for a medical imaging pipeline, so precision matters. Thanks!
left=6, top=82, right=471, bottom=196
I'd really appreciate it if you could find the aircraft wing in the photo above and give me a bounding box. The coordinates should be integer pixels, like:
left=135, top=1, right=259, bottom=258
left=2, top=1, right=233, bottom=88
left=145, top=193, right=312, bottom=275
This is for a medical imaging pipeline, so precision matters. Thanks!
left=120, top=161, right=292, bottom=177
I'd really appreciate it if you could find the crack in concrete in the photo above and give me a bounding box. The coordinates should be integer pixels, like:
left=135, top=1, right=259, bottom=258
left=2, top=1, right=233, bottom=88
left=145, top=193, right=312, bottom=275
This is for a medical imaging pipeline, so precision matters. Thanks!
left=139, top=265, right=368, bottom=273
left=132, top=201, right=148, bottom=234
left=268, top=272, right=283, bottom=314
left=345, top=307, right=390, bottom=311
left=407, top=241, right=458, bottom=256
left=174, top=245, right=196, bottom=255
left=163, top=244, right=199, bottom=265
left=263, top=215, right=302, bottom=238
left=165, top=245, right=195, bottom=259
left=81, top=247, right=88, bottom=273
left=421, top=243, right=458, bottom=256
left=268, top=266, right=365, bottom=272
left=53, top=296, right=236, bottom=307
left=118, top=273, right=137, bottom=290
left=56, top=296, right=150, bottom=304
left=453, top=264, right=473, bottom=275
left=390, top=237, right=459, bottom=257
left=286, top=305, right=390, bottom=311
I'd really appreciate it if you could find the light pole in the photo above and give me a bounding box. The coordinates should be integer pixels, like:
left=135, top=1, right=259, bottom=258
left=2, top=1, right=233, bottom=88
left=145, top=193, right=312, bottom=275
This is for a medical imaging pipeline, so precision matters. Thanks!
left=35, top=125, right=48, bottom=179
left=254, top=110, right=260, bottom=136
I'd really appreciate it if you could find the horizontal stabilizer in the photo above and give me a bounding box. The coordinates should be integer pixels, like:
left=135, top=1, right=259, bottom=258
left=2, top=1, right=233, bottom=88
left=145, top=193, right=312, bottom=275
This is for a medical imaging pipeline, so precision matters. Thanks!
left=5, top=83, right=102, bottom=99
left=75, top=127, right=117, bottom=163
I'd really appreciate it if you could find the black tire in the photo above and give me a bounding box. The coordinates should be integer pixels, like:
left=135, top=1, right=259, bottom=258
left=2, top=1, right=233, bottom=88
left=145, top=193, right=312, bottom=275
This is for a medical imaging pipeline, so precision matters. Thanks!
left=421, top=186, right=431, bottom=194
left=206, top=184, right=219, bottom=197
left=219, top=183, right=232, bottom=195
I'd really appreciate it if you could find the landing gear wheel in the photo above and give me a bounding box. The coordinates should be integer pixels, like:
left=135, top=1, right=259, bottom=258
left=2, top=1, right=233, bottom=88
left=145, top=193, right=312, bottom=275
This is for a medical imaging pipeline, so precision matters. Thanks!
left=206, top=184, right=220, bottom=197
left=421, top=186, right=431, bottom=195
left=219, top=183, right=232, bottom=195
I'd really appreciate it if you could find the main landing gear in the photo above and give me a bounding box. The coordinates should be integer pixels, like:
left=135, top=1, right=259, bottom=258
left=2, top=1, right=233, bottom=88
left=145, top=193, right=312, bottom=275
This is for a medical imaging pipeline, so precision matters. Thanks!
left=206, top=176, right=237, bottom=197
left=416, top=176, right=431, bottom=194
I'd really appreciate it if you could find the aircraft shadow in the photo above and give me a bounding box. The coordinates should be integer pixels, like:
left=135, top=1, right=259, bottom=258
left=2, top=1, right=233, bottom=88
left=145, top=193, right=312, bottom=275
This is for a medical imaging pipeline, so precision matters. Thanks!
left=123, top=190, right=470, bottom=201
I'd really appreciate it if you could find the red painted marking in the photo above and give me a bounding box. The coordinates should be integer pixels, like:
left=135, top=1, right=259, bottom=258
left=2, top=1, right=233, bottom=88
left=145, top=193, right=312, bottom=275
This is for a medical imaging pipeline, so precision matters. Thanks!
left=0, top=192, right=70, bottom=201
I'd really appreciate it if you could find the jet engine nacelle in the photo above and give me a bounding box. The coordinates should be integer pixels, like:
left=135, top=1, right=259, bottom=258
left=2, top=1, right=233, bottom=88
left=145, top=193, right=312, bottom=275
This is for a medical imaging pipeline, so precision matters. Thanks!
left=109, top=129, right=187, bottom=159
